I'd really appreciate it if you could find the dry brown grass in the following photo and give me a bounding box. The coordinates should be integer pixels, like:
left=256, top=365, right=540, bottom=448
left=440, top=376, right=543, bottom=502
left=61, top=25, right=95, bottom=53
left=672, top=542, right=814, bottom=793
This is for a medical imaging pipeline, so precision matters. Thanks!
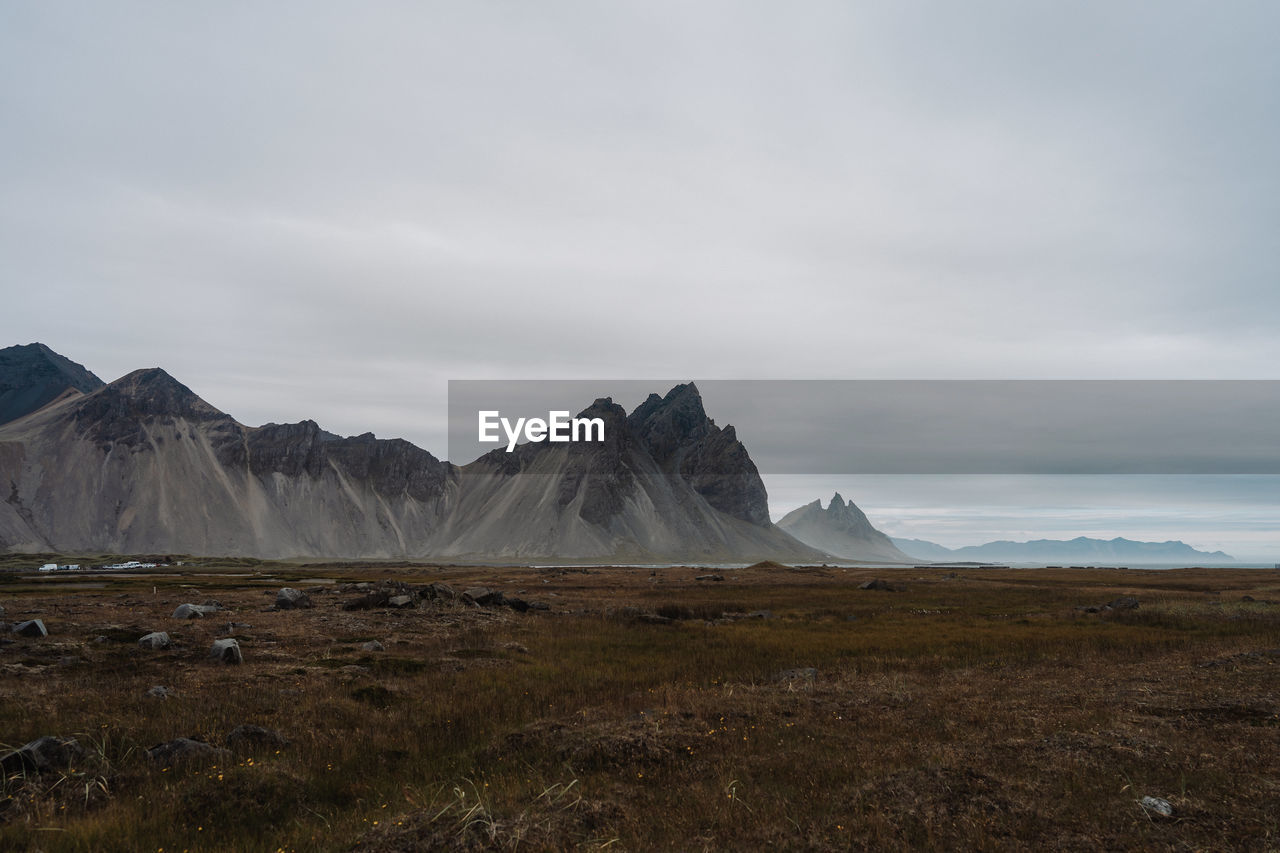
left=1, top=563, right=1279, bottom=850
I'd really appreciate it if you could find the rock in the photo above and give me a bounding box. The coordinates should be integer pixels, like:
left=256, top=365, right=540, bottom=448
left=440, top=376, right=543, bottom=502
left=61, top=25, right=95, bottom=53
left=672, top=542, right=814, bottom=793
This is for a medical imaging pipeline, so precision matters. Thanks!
left=275, top=588, right=312, bottom=610
left=1241, top=595, right=1256, bottom=602
left=361, top=640, right=385, bottom=652
left=1108, top=596, right=1139, bottom=611
left=747, top=610, right=774, bottom=620
left=695, top=574, right=725, bottom=581
left=462, top=586, right=504, bottom=606
left=172, top=603, right=220, bottom=619
left=427, top=582, right=456, bottom=600
left=138, top=631, right=172, bottom=650
left=505, top=597, right=530, bottom=612
left=146, top=738, right=227, bottom=767
left=528, top=601, right=551, bottom=611
left=209, top=638, right=243, bottom=664
left=145, top=685, right=178, bottom=699
left=387, top=594, right=414, bottom=609
left=1139, top=795, right=1174, bottom=817
left=226, top=725, right=289, bottom=752
left=859, top=579, right=896, bottom=591
left=638, top=613, right=674, bottom=625
left=0, top=736, right=87, bottom=775
left=12, top=619, right=47, bottom=637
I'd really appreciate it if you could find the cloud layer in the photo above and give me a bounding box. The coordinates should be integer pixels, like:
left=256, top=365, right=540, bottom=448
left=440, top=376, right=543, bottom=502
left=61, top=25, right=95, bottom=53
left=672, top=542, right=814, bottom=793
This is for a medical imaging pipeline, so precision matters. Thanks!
left=4, top=2, right=1277, bottom=556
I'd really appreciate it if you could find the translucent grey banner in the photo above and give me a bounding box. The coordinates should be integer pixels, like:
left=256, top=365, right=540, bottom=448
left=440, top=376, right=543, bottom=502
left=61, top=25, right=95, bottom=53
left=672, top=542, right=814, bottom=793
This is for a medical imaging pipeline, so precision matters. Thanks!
left=447, top=380, right=1280, bottom=474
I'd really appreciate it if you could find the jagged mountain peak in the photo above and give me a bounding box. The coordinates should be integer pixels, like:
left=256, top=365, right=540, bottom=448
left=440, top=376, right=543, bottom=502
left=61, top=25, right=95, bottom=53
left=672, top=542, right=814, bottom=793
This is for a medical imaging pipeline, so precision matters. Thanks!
left=777, top=493, right=914, bottom=563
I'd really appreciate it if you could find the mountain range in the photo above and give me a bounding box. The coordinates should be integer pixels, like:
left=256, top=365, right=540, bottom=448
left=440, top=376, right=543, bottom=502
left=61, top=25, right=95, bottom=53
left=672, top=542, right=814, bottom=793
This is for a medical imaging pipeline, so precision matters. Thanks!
left=0, top=343, right=830, bottom=563
left=888, top=536, right=1234, bottom=564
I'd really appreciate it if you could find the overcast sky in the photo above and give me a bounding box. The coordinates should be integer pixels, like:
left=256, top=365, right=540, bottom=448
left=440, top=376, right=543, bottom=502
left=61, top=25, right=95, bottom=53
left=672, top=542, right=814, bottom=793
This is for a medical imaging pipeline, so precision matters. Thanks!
left=3, top=3, right=1277, bottom=557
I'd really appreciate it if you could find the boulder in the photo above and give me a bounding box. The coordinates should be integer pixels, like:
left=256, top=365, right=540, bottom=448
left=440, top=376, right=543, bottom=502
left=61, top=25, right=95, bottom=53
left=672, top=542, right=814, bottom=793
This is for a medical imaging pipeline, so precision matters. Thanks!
left=145, top=685, right=178, bottom=700
left=12, top=619, right=47, bottom=638
left=1108, top=596, right=1139, bottom=611
left=361, top=640, right=385, bottom=652
left=0, top=736, right=87, bottom=775
left=209, top=638, right=243, bottom=664
left=462, top=587, right=504, bottom=607
left=226, top=725, right=289, bottom=752
left=138, top=631, right=172, bottom=650
left=172, top=603, right=220, bottom=619
left=387, top=594, right=414, bottom=609
left=859, top=579, right=896, bottom=591
left=146, top=738, right=228, bottom=767
left=275, top=588, right=312, bottom=610
left=427, top=582, right=456, bottom=601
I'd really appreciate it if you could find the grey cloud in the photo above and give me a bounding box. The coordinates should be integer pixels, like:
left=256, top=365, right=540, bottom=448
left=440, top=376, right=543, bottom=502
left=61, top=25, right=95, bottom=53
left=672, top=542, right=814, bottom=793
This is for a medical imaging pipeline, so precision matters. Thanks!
left=3, top=2, right=1278, bottom=551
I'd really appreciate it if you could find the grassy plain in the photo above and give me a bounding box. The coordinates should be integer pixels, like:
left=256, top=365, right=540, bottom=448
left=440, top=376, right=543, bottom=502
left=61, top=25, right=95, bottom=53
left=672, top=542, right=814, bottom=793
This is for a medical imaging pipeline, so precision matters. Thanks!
left=1, top=560, right=1279, bottom=851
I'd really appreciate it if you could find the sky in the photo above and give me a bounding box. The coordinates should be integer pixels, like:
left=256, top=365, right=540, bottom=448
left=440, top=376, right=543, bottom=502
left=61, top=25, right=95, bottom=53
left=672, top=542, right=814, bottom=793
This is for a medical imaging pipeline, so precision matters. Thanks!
left=3, top=2, right=1278, bottom=558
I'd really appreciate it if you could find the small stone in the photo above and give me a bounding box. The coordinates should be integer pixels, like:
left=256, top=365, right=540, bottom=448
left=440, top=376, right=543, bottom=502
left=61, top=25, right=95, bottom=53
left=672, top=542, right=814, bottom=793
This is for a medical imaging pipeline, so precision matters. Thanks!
left=138, top=631, right=172, bottom=650
left=12, top=619, right=47, bottom=637
left=1139, top=796, right=1174, bottom=817
left=145, top=686, right=177, bottom=699
left=275, top=588, right=312, bottom=610
left=361, top=640, right=385, bottom=652
left=209, top=638, right=243, bottom=664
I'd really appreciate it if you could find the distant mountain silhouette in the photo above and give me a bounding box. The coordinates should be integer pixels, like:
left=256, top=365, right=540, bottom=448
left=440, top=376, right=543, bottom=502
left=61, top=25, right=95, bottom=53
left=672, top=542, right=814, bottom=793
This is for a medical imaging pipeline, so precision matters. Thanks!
left=890, top=535, right=1234, bottom=564
left=776, top=493, right=914, bottom=563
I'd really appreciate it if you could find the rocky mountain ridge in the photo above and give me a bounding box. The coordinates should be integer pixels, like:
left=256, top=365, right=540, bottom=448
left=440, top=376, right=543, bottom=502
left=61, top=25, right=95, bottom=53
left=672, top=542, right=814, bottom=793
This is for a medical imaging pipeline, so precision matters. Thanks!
left=0, top=342, right=104, bottom=426
left=0, top=345, right=825, bottom=562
